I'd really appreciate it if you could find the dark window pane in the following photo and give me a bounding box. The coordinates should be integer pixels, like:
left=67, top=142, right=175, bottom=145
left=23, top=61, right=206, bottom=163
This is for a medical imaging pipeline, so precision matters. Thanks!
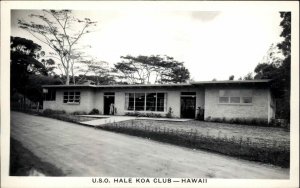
left=146, top=93, right=156, bottom=111
left=135, top=93, right=145, bottom=111
left=230, top=97, right=240, bottom=103
left=51, top=90, right=56, bottom=100
left=219, top=97, right=229, bottom=103
left=242, top=97, right=252, bottom=103
left=157, top=93, right=165, bottom=111
left=44, top=89, right=56, bottom=101
left=128, top=93, right=135, bottom=110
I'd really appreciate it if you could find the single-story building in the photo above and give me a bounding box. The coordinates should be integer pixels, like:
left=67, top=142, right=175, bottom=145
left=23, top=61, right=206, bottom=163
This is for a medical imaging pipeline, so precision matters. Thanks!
left=42, top=79, right=276, bottom=122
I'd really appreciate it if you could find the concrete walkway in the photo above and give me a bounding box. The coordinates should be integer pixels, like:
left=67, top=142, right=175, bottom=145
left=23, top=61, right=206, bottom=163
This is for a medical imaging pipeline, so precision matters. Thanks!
left=79, top=115, right=192, bottom=127
left=79, top=116, right=136, bottom=126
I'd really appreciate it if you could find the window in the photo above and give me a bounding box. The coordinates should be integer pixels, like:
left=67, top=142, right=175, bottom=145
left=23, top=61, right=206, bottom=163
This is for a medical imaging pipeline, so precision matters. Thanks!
left=242, top=97, right=252, bottom=103
left=230, top=97, right=240, bottom=103
left=219, top=90, right=252, bottom=104
left=135, top=93, right=145, bottom=111
left=156, top=93, right=165, bottom=111
left=63, top=91, right=80, bottom=104
left=125, top=92, right=166, bottom=112
left=43, top=89, right=56, bottom=101
left=219, top=97, right=229, bottom=103
left=146, top=93, right=156, bottom=111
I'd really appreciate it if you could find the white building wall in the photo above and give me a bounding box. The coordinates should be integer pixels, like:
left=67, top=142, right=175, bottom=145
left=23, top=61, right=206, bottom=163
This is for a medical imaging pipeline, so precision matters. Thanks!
left=204, top=87, right=270, bottom=120
left=43, top=88, right=95, bottom=113
left=43, top=87, right=205, bottom=117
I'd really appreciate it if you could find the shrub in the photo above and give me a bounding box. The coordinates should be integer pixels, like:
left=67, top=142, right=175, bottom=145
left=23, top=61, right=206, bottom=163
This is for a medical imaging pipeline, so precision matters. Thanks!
left=125, top=112, right=140, bottom=116
left=165, top=107, right=173, bottom=118
left=145, top=113, right=162, bottom=118
left=71, top=111, right=87, bottom=115
left=125, top=112, right=163, bottom=118
left=196, top=107, right=204, bottom=120
left=205, top=116, right=211, bottom=121
left=208, top=117, right=270, bottom=127
left=89, top=108, right=100, bottom=115
left=43, top=109, right=66, bottom=116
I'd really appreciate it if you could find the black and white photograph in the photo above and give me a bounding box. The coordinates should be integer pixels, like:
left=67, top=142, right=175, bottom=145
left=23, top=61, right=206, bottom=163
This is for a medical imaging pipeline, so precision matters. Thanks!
left=1, top=1, right=299, bottom=188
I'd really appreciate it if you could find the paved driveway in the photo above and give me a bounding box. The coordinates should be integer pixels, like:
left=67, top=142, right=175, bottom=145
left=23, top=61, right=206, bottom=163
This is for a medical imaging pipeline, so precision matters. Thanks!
left=10, top=111, right=289, bottom=178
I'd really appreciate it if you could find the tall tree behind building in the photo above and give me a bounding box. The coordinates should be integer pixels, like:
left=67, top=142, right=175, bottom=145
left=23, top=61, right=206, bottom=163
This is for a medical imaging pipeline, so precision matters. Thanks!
left=113, top=55, right=190, bottom=84
left=18, top=10, right=97, bottom=85
left=254, top=12, right=291, bottom=120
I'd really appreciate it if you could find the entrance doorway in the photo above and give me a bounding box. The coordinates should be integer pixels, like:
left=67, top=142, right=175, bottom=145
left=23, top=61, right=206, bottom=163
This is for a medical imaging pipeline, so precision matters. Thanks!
left=180, top=92, right=196, bottom=118
left=104, top=92, right=115, bottom=115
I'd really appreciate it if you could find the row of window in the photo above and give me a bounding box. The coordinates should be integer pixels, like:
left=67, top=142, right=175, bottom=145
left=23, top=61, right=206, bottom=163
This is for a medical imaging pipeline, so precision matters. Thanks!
left=125, top=93, right=166, bottom=112
left=219, top=90, right=253, bottom=104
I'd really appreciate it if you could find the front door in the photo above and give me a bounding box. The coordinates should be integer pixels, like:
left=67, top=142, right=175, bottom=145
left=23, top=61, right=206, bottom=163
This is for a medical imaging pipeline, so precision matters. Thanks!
left=181, top=96, right=196, bottom=118
left=104, top=96, right=115, bottom=115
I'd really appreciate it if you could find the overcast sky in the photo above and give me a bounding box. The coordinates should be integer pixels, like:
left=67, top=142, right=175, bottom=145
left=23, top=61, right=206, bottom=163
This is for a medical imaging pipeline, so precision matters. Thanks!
left=11, top=10, right=284, bottom=81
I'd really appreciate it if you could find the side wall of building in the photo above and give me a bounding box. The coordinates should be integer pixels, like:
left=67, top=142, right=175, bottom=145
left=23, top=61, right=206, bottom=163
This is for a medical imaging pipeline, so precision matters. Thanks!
left=43, top=88, right=95, bottom=113
left=204, top=87, right=271, bottom=121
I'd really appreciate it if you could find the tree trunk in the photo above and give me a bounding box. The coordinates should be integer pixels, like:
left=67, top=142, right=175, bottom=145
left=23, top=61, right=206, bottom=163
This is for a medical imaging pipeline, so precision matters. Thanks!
left=66, top=74, right=70, bottom=85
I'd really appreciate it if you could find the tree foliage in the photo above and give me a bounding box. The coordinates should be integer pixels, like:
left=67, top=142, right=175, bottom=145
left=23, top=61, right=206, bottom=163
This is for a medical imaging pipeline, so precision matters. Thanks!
left=243, top=72, right=253, bottom=80
left=74, top=59, right=114, bottom=85
left=10, top=36, right=47, bottom=97
left=253, top=12, right=291, bottom=120
left=113, top=55, right=190, bottom=84
left=11, top=36, right=62, bottom=104
left=18, top=10, right=97, bottom=85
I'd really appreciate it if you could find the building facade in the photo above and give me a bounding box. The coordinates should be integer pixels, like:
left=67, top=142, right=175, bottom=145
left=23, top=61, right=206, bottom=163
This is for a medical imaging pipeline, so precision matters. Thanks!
left=42, top=80, right=275, bottom=122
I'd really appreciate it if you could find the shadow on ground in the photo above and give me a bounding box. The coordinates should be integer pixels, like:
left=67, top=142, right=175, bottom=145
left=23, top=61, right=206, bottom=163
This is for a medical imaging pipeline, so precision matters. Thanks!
left=10, top=138, right=65, bottom=176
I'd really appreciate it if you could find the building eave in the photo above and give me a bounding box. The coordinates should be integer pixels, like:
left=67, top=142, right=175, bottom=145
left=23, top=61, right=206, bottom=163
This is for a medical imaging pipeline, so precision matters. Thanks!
left=42, top=79, right=272, bottom=89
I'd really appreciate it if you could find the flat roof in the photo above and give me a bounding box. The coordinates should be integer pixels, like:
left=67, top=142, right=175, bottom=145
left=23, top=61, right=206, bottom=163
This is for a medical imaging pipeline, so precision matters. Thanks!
left=191, top=79, right=272, bottom=85
left=42, top=79, right=272, bottom=88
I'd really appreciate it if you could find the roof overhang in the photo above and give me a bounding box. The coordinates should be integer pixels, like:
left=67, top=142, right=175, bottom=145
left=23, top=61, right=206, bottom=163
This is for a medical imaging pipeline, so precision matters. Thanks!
left=42, top=79, right=272, bottom=89
left=190, top=79, right=272, bottom=87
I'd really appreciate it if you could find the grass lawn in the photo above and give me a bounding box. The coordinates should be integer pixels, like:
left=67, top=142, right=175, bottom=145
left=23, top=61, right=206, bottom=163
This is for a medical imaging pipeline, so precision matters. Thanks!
left=103, top=119, right=289, bottom=167
left=114, top=119, right=290, bottom=149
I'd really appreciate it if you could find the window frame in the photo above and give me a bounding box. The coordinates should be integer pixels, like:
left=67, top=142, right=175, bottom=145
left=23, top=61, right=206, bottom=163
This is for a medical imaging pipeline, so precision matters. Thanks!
left=218, top=89, right=253, bottom=105
left=63, top=91, right=81, bottom=104
left=125, top=92, right=167, bottom=112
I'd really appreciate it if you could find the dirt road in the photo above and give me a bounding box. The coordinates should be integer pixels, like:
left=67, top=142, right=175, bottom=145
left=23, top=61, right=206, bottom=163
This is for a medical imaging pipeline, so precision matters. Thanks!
left=10, top=111, right=289, bottom=178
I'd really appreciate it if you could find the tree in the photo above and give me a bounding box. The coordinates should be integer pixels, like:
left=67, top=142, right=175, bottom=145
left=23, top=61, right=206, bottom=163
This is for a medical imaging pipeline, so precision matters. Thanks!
left=277, top=12, right=291, bottom=57
left=75, top=59, right=114, bottom=85
left=229, top=75, right=234, bottom=80
left=253, top=12, right=291, bottom=120
left=113, top=55, right=190, bottom=84
left=243, top=72, right=253, bottom=80
left=18, top=10, right=97, bottom=85
left=10, top=36, right=47, bottom=96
